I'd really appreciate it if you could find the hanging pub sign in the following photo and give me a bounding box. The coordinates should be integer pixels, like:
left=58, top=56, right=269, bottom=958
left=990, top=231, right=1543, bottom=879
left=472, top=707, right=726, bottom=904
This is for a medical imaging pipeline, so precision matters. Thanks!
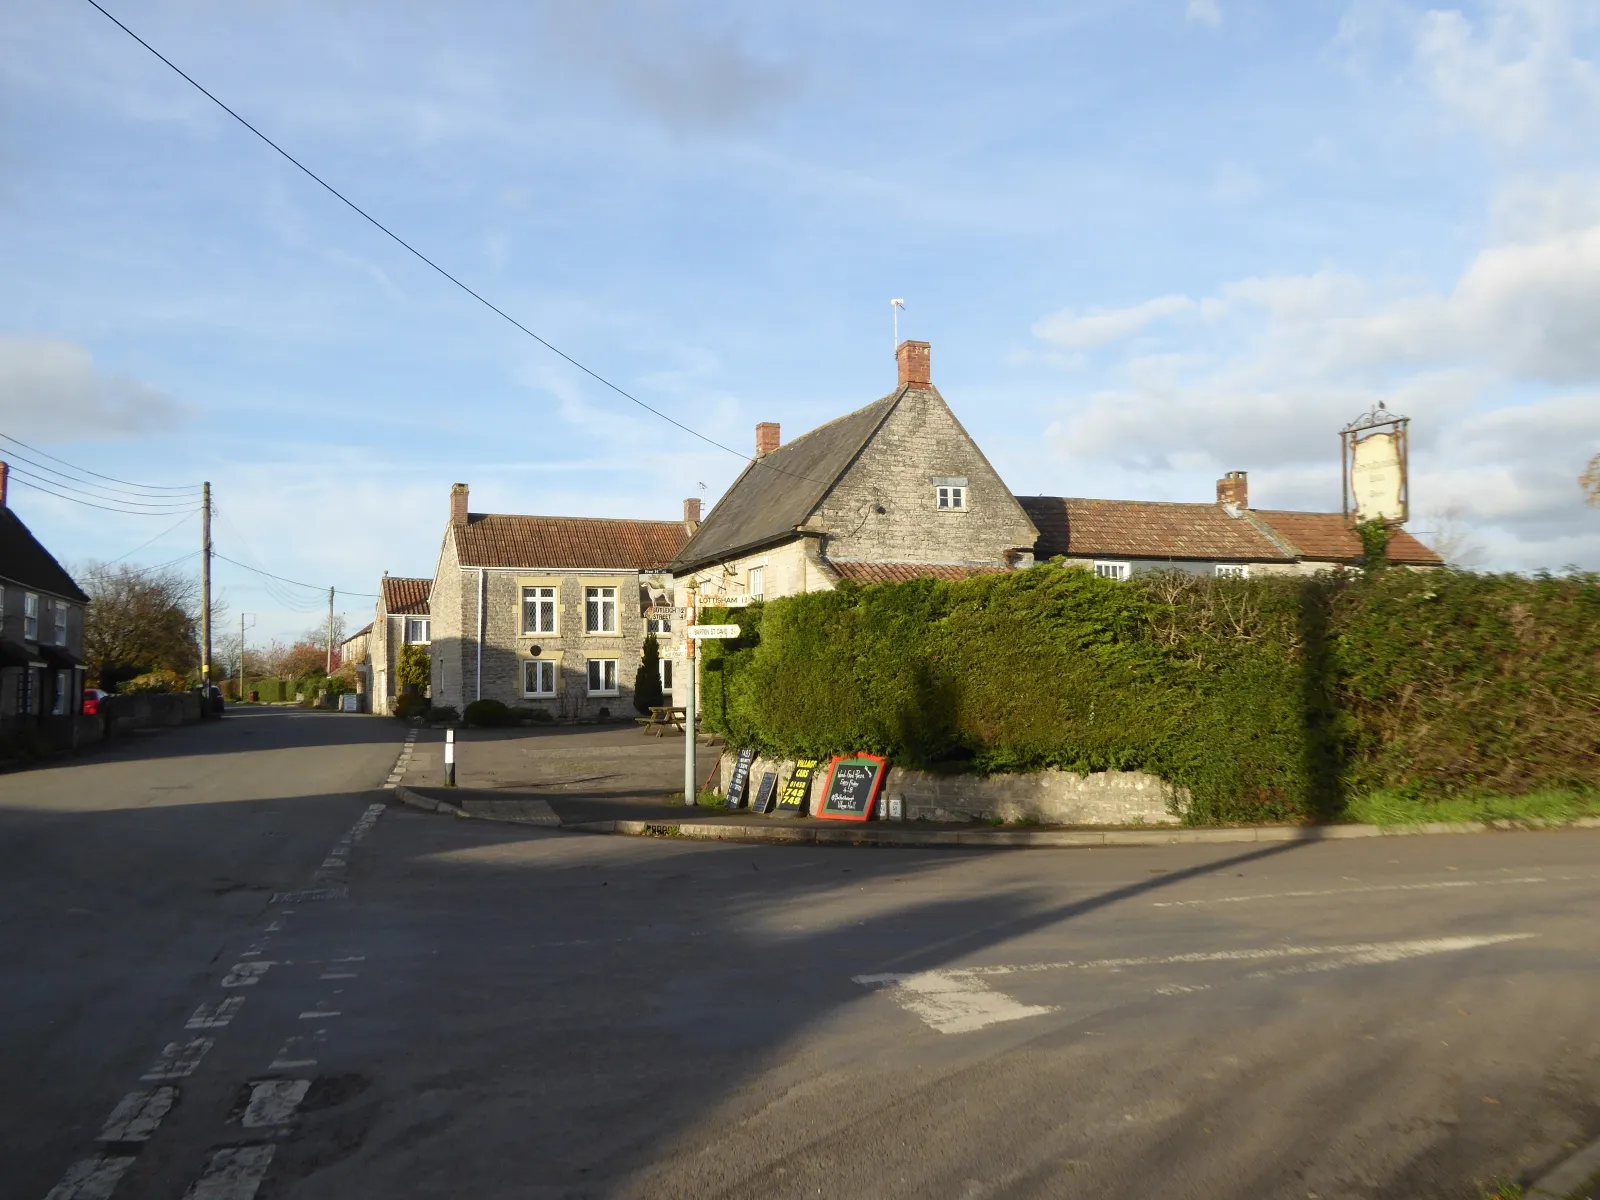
left=724, top=748, right=756, bottom=809
left=750, top=771, right=779, bottom=815
left=776, top=759, right=819, bottom=816
left=816, top=754, right=889, bottom=822
left=1340, top=404, right=1410, bottom=525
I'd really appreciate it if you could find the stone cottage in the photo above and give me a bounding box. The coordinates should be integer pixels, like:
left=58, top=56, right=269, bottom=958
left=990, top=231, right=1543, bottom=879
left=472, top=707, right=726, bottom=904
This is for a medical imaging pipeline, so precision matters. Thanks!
left=428, top=484, right=691, bottom=717
left=669, top=340, right=1041, bottom=606
left=366, top=575, right=431, bottom=716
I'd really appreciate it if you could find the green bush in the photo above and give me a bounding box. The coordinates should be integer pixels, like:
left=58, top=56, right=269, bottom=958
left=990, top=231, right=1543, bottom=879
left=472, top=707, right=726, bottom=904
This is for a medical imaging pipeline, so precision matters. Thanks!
left=394, top=692, right=429, bottom=721
left=698, top=565, right=1600, bottom=825
left=398, top=644, right=431, bottom=689
left=464, top=698, right=513, bottom=728
left=528, top=707, right=554, bottom=723
left=426, top=704, right=460, bottom=724
left=122, top=669, right=187, bottom=694
left=633, top=632, right=666, bottom=714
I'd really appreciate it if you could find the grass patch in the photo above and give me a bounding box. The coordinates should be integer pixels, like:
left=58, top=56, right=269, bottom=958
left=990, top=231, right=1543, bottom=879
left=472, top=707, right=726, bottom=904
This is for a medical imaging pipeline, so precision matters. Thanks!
left=1347, top=788, right=1600, bottom=828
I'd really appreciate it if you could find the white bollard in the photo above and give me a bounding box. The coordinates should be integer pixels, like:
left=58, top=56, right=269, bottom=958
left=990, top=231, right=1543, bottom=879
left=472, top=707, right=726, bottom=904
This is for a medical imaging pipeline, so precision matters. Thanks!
left=445, top=727, right=456, bottom=787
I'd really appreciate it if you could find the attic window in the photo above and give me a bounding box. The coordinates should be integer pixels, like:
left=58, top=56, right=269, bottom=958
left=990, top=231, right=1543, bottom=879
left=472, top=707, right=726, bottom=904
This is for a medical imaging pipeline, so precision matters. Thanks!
left=933, top=476, right=968, bottom=511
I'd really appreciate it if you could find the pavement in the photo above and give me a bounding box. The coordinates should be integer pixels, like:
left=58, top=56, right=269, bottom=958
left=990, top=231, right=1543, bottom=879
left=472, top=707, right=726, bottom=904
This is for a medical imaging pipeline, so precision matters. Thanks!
left=6, top=716, right=1599, bottom=1199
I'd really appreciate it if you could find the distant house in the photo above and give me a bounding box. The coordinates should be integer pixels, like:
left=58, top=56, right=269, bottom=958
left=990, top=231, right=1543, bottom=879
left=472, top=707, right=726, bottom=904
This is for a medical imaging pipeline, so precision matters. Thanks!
left=1020, top=471, right=1442, bottom=579
left=0, top=462, right=91, bottom=740
left=427, top=484, right=691, bottom=717
left=669, top=341, right=1040, bottom=604
left=367, top=577, right=431, bottom=716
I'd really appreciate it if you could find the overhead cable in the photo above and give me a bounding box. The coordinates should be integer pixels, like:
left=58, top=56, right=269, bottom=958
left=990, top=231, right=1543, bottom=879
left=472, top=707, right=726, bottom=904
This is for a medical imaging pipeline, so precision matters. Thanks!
left=7, top=473, right=198, bottom=515
left=0, top=431, right=203, bottom=493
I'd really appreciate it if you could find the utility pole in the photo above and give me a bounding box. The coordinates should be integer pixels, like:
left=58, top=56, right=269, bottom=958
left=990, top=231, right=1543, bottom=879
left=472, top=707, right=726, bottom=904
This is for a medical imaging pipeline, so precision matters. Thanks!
left=240, top=611, right=246, bottom=700
left=683, top=584, right=696, bottom=807
left=326, top=586, right=335, bottom=676
left=201, top=482, right=213, bottom=702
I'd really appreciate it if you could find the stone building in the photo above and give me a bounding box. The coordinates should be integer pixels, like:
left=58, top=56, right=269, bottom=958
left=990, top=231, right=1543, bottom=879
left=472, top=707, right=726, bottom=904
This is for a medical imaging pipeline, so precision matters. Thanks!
left=668, top=340, right=1040, bottom=605
left=366, top=576, right=431, bottom=716
left=428, top=484, right=690, bottom=718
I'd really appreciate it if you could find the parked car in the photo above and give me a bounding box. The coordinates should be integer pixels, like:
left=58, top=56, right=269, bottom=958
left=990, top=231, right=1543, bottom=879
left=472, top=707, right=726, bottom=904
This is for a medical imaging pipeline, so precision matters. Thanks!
left=194, top=684, right=225, bottom=715
left=81, top=688, right=107, bottom=716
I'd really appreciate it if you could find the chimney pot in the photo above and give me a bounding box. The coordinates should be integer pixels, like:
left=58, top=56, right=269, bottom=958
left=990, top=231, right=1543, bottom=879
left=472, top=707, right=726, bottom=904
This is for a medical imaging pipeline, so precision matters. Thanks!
left=683, top=497, right=702, bottom=531
left=1216, top=471, right=1248, bottom=510
left=896, top=340, right=931, bottom=387
left=451, top=482, right=469, bottom=527
left=755, top=423, right=781, bottom=458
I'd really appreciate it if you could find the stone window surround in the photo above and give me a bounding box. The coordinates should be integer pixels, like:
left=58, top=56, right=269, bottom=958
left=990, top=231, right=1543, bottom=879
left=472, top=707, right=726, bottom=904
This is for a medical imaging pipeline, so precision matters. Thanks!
left=521, top=655, right=560, bottom=698
left=932, top=475, right=969, bottom=512
left=586, top=658, right=619, bottom=696
left=584, top=584, right=620, bottom=637
left=518, top=577, right=561, bottom=636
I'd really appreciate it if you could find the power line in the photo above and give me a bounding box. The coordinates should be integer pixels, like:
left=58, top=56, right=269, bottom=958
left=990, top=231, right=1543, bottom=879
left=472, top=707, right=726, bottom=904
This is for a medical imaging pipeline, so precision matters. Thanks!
left=213, top=504, right=329, bottom=610
left=80, top=0, right=836, bottom=489
left=213, top=552, right=378, bottom=598
left=8, top=473, right=199, bottom=515
left=7, top=464, right=199, bottom=511
left=0, top=444, right=205, bottom=500
left=104, top=509, right=200, bottom=564
left=0, top=431, right=202, bottom=493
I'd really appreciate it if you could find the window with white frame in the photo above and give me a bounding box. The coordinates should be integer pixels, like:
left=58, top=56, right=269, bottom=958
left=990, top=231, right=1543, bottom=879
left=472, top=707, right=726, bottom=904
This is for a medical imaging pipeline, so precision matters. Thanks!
left=586, top=658, right=618, bottom=694
left=1215, top=564, right=1250, bottom=579
left=404, top=618, right=431, bottom=644
left=52, top=670, right=69, bottom=715
left=522, top=659, right=556, bottom=697
left=23, top=593, right=39, bottom=642
left=1093, top=561, right=1131, bottom=582
left=659, top=659, right=673, bottom=697
left=585, top=586, right=617, bottom=634
left=53, top=602, right=67, bottom=647
left=522, top=586, right=557, bottom=634
left=748, top=566, right=765, bottom=599
left=935, top=484, right=966, bottom=510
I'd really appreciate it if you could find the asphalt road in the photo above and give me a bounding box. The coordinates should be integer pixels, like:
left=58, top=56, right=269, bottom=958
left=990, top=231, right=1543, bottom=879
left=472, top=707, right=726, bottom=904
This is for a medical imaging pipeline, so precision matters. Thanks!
left=7, top=718, right=1599, bottom=1199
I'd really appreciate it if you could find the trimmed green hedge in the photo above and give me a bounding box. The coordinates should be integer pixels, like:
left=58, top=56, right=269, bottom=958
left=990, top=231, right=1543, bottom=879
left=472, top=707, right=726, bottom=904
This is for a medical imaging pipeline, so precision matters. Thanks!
left=697, top=565, right=1600, bottom=824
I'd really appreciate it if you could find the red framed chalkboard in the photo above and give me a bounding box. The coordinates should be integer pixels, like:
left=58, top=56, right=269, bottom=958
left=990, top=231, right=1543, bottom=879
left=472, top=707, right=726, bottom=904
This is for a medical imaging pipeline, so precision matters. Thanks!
left=815, top=754, right=888, bottom=822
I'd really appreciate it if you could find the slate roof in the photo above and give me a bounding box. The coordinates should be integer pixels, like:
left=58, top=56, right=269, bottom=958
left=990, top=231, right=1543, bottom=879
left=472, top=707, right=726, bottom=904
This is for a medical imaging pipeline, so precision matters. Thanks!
left=0, top=506, right=89, bottom=602
left=380, top=576, right=432, bottom=615
left=669, top=391, right=904, bottom=574
left=342, top=621, right=373, bottom=644
left=831, top=561, right=1009, bottom=585
left=1020, top=497, right=1292, bottom=562
left=1251, top=511, right=1443, bottom=566
left=454, top=515, right=687, bottom=572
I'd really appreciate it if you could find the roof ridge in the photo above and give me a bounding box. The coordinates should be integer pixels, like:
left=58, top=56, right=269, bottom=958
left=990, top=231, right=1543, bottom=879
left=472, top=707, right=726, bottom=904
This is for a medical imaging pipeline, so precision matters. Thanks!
left=470, top=512, right=685, bottom=526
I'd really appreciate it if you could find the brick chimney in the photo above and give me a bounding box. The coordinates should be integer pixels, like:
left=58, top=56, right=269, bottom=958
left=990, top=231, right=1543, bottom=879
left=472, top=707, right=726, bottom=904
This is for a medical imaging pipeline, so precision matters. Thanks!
left=0, top=460, right=7, bottom=508
left=451, top=482, right=469, bottom=527
left=683, top=497, right=702, bottom=532
left=897, top=340, right=931, bottom=387
left=1216, top=471, right=1248, bottom=510
left=755, top=423, right=781, bottom=458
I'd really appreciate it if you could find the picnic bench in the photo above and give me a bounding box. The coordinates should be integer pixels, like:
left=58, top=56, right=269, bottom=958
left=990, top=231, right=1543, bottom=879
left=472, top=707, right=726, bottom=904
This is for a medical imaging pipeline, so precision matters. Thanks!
left=636, top=705, right=687, bottom=736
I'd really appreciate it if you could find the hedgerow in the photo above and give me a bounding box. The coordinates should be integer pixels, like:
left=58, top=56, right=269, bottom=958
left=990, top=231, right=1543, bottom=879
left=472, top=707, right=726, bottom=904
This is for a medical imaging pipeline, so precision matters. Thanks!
left=696, top=563, right=1600, bottom=824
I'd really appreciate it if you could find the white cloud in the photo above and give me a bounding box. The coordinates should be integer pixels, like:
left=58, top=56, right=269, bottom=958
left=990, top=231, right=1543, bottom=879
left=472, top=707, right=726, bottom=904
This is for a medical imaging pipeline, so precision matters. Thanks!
left=0, top=337, right=188, bottom=439
left=1032, top=295, right=1203, bottom=350
left=1187, top=0, right=1224, bottom=27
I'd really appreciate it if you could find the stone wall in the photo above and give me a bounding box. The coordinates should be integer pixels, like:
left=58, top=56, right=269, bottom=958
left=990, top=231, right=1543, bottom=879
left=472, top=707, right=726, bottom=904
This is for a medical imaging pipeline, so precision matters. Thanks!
left=102, top=691, right=202, bottom=733
left=718, top=751, right=1183, bottom=826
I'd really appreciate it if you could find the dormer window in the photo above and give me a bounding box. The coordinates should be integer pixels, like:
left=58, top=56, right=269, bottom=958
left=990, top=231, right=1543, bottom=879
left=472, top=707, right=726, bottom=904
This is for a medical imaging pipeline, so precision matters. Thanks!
left=933, top=476, right=968, bottom=511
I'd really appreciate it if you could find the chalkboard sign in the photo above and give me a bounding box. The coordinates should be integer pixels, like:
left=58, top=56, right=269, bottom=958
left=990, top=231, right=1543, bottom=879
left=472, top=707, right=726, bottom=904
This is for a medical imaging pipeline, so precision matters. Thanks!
left=776, top=759, right=819, bottom=816
left=816, top=754, right=888, bottom=822
left=749, top=771, right=778, bottom=814
left=724, top=748, right=756, bottom=809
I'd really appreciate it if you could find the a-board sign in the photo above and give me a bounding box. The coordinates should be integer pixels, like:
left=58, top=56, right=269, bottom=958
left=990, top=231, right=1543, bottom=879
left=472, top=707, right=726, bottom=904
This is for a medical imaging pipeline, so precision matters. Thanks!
left=687, top=625, right=741, bottom=640
left=816, top=754, right=888, bottom=822
left=725, top=747, right=755, bottom=809
left=750, top=771, right=778, bottom=815
left=776, top=759, right=819, bottom=815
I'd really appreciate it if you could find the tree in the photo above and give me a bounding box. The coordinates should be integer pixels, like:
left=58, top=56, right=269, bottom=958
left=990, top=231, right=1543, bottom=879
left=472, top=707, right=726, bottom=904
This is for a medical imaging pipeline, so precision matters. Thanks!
left=79, top=561, right=207, bottom=690
left=397, top=644, right=430, bottom=690
left=1583, top=453, right=1600, bottom=506
left=633, top=631, right=665, bottom=714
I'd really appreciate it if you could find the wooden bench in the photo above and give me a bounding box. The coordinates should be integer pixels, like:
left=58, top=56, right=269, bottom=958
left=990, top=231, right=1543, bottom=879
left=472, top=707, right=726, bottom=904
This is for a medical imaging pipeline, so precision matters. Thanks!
left=636, top=705, right=687, bottom=736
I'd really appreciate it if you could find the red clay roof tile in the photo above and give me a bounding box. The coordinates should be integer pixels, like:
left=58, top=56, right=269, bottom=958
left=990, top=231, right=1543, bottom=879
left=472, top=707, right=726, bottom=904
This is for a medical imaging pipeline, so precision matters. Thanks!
left=380, top=576, right=431, bottom=615
left=454, top=514, right=687, bottom=571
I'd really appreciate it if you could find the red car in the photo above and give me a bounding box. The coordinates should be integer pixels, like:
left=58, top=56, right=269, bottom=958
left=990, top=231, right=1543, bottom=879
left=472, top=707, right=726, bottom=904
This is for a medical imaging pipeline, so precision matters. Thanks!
left=81, top=688, right=107, bottom=716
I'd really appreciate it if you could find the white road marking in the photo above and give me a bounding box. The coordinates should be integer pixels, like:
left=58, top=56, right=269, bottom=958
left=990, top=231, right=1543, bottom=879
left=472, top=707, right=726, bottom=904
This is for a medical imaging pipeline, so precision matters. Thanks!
left=45, top=1155, right=136, bottom=1200
left=299, top=1010, right=341, bottom=1019
left=241, top=1079, right=311, bottom=1128
left=142, top=1037, right=213, bottom=1080
left=319, top=970, right=357, bottom=980
left=183, top=1145, right=275, bottom=1200
left=854, top=970, right=1056, bottom=1034
left=269, top=887, right=347, bottom=904
left=98, top=1087, right=177, bottom=1142
left=858, top=934, right=1535, bottom=1033
left=1151, top=876, right=1551, bottom=908
left=186, top=996, right=246, bottom=1029
left=220, top=961, right=274, bottom=988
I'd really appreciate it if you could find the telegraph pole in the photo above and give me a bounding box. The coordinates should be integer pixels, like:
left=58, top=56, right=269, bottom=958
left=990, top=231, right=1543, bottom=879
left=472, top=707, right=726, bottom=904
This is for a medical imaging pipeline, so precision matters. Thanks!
left=326, top=586, right=335, bottom=676
left=683, top=585, right=696, bottom=807
left=200, top=482, right=213, bottom=702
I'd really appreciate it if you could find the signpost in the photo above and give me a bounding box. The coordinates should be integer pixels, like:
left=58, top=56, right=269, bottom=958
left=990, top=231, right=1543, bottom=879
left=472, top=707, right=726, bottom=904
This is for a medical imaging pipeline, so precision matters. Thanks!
left=683, top=618, right=739, bottom=807
left=1341, top=405, right=1410, bottom=526
left=725, top=747, right=755, bottom=809
left=816, top=754, right=888, bottom=822
left=750, top=771, right=779, bottom=814
left=776, top=759, right=818, bottom=816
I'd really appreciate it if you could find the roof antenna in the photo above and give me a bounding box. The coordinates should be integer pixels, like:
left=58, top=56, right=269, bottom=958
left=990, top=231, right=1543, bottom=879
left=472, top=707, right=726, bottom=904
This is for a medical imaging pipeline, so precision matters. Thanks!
left=892, top=298, right=905, bottom=353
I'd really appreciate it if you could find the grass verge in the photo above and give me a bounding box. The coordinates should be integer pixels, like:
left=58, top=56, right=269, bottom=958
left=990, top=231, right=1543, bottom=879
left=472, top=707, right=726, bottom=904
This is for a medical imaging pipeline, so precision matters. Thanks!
left=1347, top=788, right=1600, bottom=829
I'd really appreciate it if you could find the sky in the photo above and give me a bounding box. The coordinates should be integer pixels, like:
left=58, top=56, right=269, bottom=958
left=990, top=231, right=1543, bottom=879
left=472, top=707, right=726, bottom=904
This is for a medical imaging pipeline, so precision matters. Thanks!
left=3, top=0, right=1599, bottom=646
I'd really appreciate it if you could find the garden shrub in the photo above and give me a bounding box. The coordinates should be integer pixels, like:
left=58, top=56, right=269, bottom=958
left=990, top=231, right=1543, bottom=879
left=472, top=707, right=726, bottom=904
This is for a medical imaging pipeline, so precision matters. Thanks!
left=464, top=698, right=512, bottom=728
left=394, top=692, right=429, bottom=721
left=426, top=704, right=460, bottom=724
left=122, top=669, right=187, bottom=694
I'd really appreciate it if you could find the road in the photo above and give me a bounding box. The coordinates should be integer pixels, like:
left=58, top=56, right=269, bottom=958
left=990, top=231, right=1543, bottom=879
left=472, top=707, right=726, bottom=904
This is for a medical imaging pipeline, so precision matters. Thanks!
left=6, top=718, right=1598, bottom=1199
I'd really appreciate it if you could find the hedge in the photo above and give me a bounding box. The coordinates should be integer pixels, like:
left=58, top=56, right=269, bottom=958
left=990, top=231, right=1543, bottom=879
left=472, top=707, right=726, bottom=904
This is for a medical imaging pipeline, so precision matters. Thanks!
left=697, top=564, right=1600, bottom=824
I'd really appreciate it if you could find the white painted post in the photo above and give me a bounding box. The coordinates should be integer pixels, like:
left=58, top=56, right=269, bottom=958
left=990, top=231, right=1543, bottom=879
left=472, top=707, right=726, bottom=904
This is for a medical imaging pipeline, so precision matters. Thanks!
left=445, top=728, right=456, bottom=787
left=684, top=594, right=696, bottom=807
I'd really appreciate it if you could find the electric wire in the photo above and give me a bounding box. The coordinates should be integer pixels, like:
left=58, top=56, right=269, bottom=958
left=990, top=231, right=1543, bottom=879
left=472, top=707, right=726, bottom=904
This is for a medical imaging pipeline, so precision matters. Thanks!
left=8, top=473, right=198, bottom=515
left=213, top=504, right=328, bottom=611
left=6, top=465, right=200, bottom=511
left=0, top=445, right=204, bottom=501
left=0, top=431, right=202, bottom=493
left=80, top=0, right=838, bottom=489
left=103, top=508, right=201, bottom=564
left=214, top=552, right=378, bottom=599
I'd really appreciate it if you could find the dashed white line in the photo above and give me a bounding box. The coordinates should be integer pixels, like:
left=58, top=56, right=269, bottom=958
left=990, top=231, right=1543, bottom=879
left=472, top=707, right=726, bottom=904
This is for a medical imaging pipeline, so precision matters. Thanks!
left=45, top=1155, right=136, bottom=1200
left=142, top=1037, right=213, bottom=1080
left=1150, top=876, right=1552, bottom=908
left=186, top=996, right=246, bottom=1029
left=299, top=1010, right=341, bottom=1019
left=854, top=970, right=1056, bottom=1034
left=220, top=961, right=274, bottom=988
left=319, top=970, right=358, bottom=980
left=241, top=1079, right=311, bottom=1128
left=183, top=1145, right=275, bottom=1200
left=97, top=1087, right=177, bottom=1142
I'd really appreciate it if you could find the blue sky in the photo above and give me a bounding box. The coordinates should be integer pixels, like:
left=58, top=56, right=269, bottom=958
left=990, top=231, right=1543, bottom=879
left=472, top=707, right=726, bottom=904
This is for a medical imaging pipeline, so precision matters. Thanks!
left=4, top=0, right=1599, bottom=645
